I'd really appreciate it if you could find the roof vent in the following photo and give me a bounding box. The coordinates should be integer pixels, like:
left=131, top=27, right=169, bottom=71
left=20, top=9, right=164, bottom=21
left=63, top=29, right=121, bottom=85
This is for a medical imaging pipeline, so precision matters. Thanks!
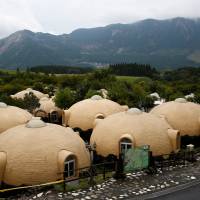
left=26, top=88, right=32, bottom=91
left=91, top=95, right=103, bottom=100
left=127, top=108, right=142, bottom=115
left=175, top=98, right=187, bottom=103
left=0, top=102, right=7, bottom=108
left=26, top=117, right=46, bottom=128
left=40, top=97, right=49, bottom=101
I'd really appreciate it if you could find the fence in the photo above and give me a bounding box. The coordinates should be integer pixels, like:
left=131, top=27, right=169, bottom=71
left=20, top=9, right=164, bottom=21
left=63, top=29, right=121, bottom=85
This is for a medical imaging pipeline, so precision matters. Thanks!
left=1, top=149, right=199, bottom=196
left=62, top=161, right=116, bottom=190
left=153, top=149, right=198, bottom=170
left=0, top=161, right=116, bottom=196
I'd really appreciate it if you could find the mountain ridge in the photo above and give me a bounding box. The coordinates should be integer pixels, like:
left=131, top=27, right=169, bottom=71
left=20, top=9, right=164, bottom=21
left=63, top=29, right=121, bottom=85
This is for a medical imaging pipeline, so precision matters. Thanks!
left=1, top=17, right=200, bottom=69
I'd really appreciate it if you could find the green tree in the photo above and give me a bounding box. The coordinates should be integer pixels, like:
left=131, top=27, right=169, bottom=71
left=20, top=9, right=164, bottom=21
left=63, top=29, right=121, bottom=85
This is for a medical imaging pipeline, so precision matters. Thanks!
left=54, top=88, right=76, bottom=109
left=23, top=92, right=40, bottom=113
left=33, top=82, right=44, bottom=92
left=140, top=96, right=154, bottom=111
left=84, top=89, right=101, bottom=99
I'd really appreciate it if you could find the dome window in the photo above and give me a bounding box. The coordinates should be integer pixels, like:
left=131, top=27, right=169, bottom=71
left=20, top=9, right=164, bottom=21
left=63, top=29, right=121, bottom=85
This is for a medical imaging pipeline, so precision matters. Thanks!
left=95, top=113, right=105, bottom=119
left=35, top=110, right=47, bottom=118
left=35, top=110, right=48, bottom=122
left=50, top=111, right=59, bottom=122
left=64, top=155, right=76, bottom=178
left=120, top=138, right=133, bottom=155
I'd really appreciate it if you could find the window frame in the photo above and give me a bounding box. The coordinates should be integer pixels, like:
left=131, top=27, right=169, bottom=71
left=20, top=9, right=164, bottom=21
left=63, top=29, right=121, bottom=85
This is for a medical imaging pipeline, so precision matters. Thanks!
left=50, top=111, right=59, bottom=122
left=120, top=138, right=133, bottom=155
left=64, top=158, right=76, bottom=178
left=95, top=113, right=105, bottom=119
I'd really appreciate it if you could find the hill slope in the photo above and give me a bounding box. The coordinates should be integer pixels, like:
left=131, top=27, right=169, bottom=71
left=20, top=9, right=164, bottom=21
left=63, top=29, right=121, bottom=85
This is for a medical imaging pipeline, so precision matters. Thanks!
left=0, top=17, right=200, bottom=69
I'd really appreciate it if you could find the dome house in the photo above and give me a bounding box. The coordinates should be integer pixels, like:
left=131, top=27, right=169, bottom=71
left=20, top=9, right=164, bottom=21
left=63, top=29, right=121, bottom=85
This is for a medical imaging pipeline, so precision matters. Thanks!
left=0, top=102, right=32, bottom=134
left=150, top=98, right=200, bottom=136
left=90, top=108, right=180, bottom=157
left=11, top=88, right=48, bottom=100
left=62, top=95, right=128, bottom=132
left=0, top=118, right=90, bottom=186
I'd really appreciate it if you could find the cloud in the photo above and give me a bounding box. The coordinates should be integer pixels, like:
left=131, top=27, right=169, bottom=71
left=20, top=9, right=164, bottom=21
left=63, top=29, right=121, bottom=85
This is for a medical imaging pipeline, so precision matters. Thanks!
left=0, top=0, right=200, bottom=38
left=0, top=0, right=43, bottom=38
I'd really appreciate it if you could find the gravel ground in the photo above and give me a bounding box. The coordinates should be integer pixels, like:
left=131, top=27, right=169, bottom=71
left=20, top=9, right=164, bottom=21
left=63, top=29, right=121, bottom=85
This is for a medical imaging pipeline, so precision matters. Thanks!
left=2, top=159, right=200, bottom=200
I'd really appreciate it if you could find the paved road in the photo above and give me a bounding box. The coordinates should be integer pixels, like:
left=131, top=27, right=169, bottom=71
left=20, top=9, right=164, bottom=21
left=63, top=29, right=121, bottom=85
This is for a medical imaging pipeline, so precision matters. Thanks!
left=152, top=182, right=200, bottom=200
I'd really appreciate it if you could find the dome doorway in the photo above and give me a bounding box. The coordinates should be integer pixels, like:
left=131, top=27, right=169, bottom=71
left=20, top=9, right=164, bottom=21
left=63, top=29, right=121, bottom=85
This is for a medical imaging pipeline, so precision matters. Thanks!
left=120, top=138, right=133, bottom=155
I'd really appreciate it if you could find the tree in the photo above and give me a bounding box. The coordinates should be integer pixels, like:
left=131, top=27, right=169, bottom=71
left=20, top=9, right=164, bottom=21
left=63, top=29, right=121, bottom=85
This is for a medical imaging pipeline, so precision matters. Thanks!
left=23, top=92, right=40, bottom=113
left=54, top=88, right=76, bottom=109
left=44, top=84, right=56, bottom=97
left=87, top=68, right=116, bottom=90
left=84, top=89, right=101, bottom=99
left=33, top=82, right=44, bottom=92
left=187, top=93, right=200, bottom=104
left=140, top=96, right=154, bottom=112
left=194, top=94, right=200, bottom=104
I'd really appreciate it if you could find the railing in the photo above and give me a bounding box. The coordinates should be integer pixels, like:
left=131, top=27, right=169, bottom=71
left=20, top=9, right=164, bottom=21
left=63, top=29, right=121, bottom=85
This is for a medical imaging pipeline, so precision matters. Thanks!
left=153, top=149, right=198, bottom=170
left=0, top=161, right=116, bottom=196
left=1, top=149, right=199, bottom=196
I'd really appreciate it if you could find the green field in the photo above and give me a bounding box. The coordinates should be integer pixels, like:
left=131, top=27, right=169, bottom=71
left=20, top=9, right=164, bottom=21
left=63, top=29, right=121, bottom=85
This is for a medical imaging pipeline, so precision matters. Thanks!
left=0, top=69, right=152, bottom=83
left=117, top=76, right=152, bottom=84
left=0, top=69, right=16, bottom=74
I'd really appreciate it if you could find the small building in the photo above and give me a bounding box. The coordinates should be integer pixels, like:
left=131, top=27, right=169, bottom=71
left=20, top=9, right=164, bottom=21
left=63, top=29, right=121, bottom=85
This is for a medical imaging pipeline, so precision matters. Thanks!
left=150, top=98, right=200, bottom=136
left=185, top=93, right=195, bottom=99
left=149, top=92, right=165, bottom=106
left=0, top=118, right=90, bottom=186
left=11, top=88, right=48, bottom=100
left=150, top=92, right=160, bottom=100
left=154, top=99, right=165, bottom=106
left=98, top=89, right=108, bottom=98
left=90, top=108, right=180, bottom=157
left=0, top=102, right=32, bottom=134
left=34, top=97, right=62, bottom=123
left=62, top=95, right=128, bottom=140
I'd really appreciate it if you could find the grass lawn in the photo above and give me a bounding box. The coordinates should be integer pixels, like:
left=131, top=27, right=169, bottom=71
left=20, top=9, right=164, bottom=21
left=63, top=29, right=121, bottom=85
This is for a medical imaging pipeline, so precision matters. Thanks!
left=0, top=69, right=16, bottom=74
left=54, top=172, right=113, bottom=192
left=117, top=76, right=152, bottom=84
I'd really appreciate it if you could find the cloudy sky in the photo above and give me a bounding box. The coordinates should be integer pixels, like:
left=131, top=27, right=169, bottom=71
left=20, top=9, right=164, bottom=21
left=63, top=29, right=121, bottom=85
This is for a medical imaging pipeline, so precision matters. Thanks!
left=0, top=0, right=199, bottom=38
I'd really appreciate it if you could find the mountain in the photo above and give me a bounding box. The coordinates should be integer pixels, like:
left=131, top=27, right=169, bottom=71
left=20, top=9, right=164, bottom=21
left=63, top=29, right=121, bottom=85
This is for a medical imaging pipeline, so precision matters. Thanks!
left=1, top=17, right=200, bottom=69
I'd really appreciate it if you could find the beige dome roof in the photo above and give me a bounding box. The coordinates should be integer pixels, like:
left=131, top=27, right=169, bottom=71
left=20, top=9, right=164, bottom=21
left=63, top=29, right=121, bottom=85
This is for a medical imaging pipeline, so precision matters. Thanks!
left=0, top=118, right=90, bottom=186
left=0, top=103, right=32, bottom=133
left=150, top=99, right=200, bottom=136
left=11, top=88, right=48, bottom=100
left=35, top=97, right=62, bottom=116
left=90, top=109, right=180, bottom=156
left=63, top=96, right=129, bottom=131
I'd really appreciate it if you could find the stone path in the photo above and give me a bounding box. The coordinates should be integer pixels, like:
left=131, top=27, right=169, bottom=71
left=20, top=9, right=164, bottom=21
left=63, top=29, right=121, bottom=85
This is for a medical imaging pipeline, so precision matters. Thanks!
left=5, top=159, right=200, bottom=200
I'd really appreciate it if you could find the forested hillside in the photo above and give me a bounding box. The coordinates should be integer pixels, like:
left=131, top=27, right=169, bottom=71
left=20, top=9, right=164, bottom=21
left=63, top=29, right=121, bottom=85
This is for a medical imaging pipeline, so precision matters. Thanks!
left=1, top=17, right=200, bottom=68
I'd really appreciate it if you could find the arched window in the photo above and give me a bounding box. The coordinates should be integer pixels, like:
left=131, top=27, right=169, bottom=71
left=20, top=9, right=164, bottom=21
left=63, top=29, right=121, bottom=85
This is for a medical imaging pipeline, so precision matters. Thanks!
left=35, top=110, right=48, bottom=122
left=95, top=113, right=105, bottom=119
left=120, top=138, right=132, bottom=155
left=35, top=110, right=47, bottom=118
left=64, top=155, right=76, bottom=178
left=50, top=111, right=59, bottom=122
